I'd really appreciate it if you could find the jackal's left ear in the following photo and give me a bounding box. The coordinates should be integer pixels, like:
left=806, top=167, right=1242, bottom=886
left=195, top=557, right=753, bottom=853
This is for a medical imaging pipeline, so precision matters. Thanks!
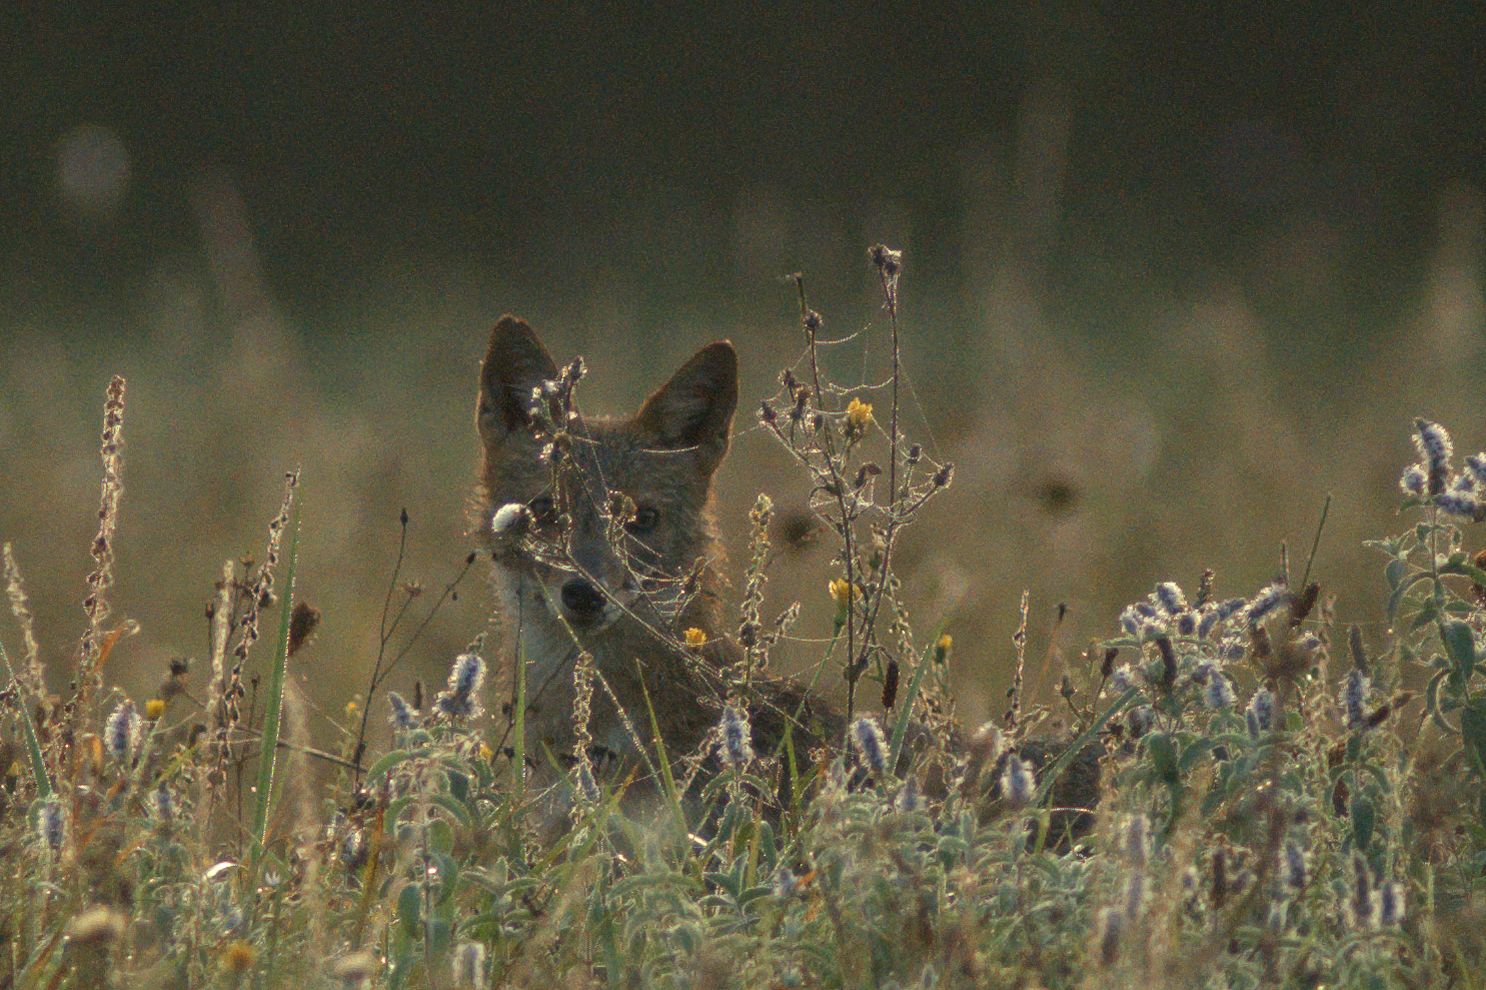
left=636, top=341, right=738, bottom=474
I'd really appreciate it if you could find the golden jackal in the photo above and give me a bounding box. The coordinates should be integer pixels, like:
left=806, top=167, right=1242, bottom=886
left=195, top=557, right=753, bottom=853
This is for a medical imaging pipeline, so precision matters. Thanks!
left=474, top=316, right=839, bottom=799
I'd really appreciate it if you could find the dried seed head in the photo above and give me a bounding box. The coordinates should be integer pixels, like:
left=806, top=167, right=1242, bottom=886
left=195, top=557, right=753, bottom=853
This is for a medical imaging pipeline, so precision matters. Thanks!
left=38, top=795, right=65, bottom=851
left=153, top=781, right=175, bottom=824
left=1215, top=597, right=1247, bottom=621
left=868, top=243, right=903, bottom=276
left=1413, top=418, right=1454, bottom=495
left=1349, top=624, right=1369, bottom=674
left=1350, top=854, right=1373, bottom=928
left=1245, top=582, right=1291, bottom=628
left=1097, top=906, right=1124, bottom=966
left=1437, top=490, right=1482, bottom=520
left=436, top=653, right=486, bottom=718
left=1125, top=871, right=1146, bottom=921
left=1156, top=637, right=1178, bottom=688
left=288, top=601, right=321, bottom=657
left=1467, top=453, right=1486, bottom=488
left=1284, top=839, right=1308, bottom=889
left=1000, top=753, right=1035, bottom=808
left=851, top=717, right=887, bottom=776
left=896, top=776, right=922, bottom=812
left=879, top=658, right=900, bottom=709
left=1124, top=814, right=1149, bottom=867
left=453, top=941, right=488, bottom=990
left=1154, top=581, right=1188, bottom=615
left=492, top=502, right=534, bottom=536
left=106, top=698, right=140, bottom=764
left=340, top=828, right=367, bottom=872
left=387, top=691, right=420, bottom=731
left=1376, top=881, right=1405, bottom=926
left=719, top=707, right=754, bottom=767
left=1246, top=686, right=1275, bottom=737
left=1342, top=669, right=1369, bottom=731
left=1205, top=672, right=1235, bottom=709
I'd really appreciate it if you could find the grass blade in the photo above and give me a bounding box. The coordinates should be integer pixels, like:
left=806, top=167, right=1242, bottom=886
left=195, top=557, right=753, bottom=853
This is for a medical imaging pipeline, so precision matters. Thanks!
left=250, top=503, right=300, bottom=870
left=888, top=619, right=947, bottom=775
left=0, top=635, right=51, bottom=798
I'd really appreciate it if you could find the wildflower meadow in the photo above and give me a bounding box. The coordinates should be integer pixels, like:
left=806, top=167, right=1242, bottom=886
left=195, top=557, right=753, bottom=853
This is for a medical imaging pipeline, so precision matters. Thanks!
left=4, top=251, right=1486, bottom=990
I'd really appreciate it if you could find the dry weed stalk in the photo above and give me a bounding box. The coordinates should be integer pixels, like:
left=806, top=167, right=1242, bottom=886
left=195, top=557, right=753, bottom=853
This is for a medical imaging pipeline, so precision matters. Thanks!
left=760, top=248, right=954, bottom=735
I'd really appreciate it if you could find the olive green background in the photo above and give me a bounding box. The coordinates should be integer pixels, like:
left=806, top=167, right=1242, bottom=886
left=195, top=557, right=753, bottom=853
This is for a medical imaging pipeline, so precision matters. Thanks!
left=2, top=5, right=1483, bottom=730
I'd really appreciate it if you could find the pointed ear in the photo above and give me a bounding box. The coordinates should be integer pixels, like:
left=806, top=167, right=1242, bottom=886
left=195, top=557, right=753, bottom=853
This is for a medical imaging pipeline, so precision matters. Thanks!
left=635, top=341, right=738, bottom=474
left=477, top=315, right=559, bottom=446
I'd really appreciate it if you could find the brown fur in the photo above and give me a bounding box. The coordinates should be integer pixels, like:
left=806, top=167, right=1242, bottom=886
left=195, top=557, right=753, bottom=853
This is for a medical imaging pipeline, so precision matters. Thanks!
left=473, top=316, right=839, bottom=802
left=471, top=317, right=1099, bottom=839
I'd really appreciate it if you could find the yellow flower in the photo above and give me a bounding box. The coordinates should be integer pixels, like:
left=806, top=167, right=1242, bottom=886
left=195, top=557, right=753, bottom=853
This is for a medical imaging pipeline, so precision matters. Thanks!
left=145, top=698, right=166, bottom=720
left=845, top=398, right=874, bottom=431
left=683, top=627, right=709, bottom=647
left=222, top=940, right=257, bottom=973
left=934, top=633, right=953, bottom=662
left=829, top=578, right=856, bottom=610
left=479, top=742, right=495, bottom=762
left=344, top=699, right=359, bottom=720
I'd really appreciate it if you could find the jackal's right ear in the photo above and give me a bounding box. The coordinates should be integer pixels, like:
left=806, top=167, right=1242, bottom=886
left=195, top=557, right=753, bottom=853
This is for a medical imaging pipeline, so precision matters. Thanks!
left=477, top=315, right=559, bottom=445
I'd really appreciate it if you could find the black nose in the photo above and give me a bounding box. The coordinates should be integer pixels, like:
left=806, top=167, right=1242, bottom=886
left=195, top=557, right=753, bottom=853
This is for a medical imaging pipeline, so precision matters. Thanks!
left=560, top=578, right=607, bottom=618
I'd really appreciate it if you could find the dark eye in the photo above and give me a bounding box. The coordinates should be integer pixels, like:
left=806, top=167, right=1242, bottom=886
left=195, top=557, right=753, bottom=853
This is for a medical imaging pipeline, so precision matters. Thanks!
left=627, top=506, right=659, bottom=534
left=528, top=496, right=557, bottom=524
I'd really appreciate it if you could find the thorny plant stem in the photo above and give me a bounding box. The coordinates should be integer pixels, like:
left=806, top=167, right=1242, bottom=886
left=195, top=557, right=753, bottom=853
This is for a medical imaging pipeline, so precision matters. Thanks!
left=353, top=509, right=410, bottom=783
left=794, top=275, right=862, bottom=732
left=375, top=552, right=478, bottom=685
left=857, top=263, right=909, bottom=695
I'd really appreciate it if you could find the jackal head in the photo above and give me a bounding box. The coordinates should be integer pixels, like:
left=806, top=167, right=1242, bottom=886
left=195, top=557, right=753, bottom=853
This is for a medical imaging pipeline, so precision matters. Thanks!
left=475, top=316, right=737, bottom=649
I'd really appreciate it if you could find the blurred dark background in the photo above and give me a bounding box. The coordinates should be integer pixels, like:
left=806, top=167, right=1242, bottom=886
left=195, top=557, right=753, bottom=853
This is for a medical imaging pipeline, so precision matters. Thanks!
left=2, top=4, right=1484, bottom=731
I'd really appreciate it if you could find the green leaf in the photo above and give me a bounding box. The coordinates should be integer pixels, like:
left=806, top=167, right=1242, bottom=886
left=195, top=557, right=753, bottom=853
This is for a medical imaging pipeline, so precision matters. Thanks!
left=1439, top=560, right=1486, bottom=585
left=0, top=636, right=50, bottom=798
left=366, top=749, right=423, bottom=783
left=1143, top=731, right=1179, bottom=784
left=1444, top=620, right=1478, bottom=680
left=1351, top=792, right=1376, bottom=851
left=889, top=619, right=947, bottom=774
left=1387, top=571, right=1433, bottom=623
left=1461, top=703, right=1486, bottom=779
left=397, top=882, right=422, bottom=939
left=428, top=793, right=475, bottom=830
left=251, top=496, right=300, bottom=875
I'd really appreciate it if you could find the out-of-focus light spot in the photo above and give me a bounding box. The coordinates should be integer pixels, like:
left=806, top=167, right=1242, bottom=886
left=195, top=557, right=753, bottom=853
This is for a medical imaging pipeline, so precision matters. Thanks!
left=57, top=124, right=130, bottom=217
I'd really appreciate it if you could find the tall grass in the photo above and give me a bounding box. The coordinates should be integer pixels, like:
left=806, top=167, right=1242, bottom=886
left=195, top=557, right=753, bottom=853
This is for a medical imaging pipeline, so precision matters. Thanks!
left=2, top=251, right=1486, bottom=989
